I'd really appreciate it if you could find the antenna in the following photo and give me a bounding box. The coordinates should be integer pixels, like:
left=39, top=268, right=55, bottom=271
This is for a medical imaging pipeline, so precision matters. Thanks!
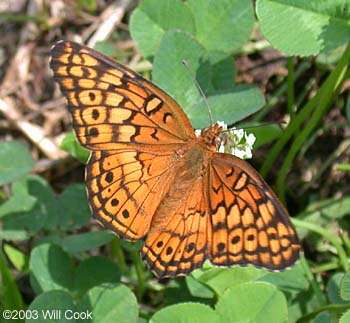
left=182, top=60, right=213, bottom=125
left=220, top=120, right=287, bottom=133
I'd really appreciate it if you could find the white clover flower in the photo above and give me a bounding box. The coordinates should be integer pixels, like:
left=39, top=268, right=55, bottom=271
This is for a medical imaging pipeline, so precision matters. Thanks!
left=217, top=121, right=256, bottom=160
left=195, top=121, right=256, bottom=160
left=195, top=129, right=202, bottom=137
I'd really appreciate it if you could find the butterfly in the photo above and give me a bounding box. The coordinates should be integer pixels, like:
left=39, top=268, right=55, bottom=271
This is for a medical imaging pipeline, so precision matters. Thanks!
left=50, top=40, right=300, bottom=278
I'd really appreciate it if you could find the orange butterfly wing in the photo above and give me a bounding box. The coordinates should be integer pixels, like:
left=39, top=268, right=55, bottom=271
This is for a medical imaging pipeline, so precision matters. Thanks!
left=142, top=152, right=209, bottom=277
left=208, top=153, right=300, bottom=270
left=50, top=40, right=195, bottom=151
left=141, top=150, right=300, bottom=278
left=87, top=149, right=178, bottom=240
left=50, top=40, right=300, bottom=278
left=50, top=40, right=195, bottom=241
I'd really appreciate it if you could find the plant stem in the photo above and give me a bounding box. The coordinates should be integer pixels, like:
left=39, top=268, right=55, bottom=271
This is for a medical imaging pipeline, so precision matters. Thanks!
left=110, top=237, right=128, bottom=275
left=130, top=248, right=145, bottom=301
left=292, top=218, right=349, bottom=272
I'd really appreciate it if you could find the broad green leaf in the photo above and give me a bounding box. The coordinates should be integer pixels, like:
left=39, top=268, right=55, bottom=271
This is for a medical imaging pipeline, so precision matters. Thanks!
left=198, top=266, right=267, bottom=295
left=152, top=30, right=211, bottom=121
left=340, top=310, right=350, bottom=323
left=190, top=85, right=265, bottom=129
left=242, top=122, right=284, bottom=149
left=29, top=243, right=74, bottom=294
left=61, top=231, right=114, bottom=254
left=340, top=272, right=350, bottom=301
left=0, top=141, right=34, bottom=185
left=130, top=0, right=195, bottom=58
left=319, top=197, right=350, bottom=219
left=257, top=0, right=350, bottom=56
left=151, top=303, right=221, bottom=323
left=163, top=279, right=210, bottom=306
left=260, top=263, right=309, bottom=297
left=27, top=290, right=76, bottom=323
left=185, top=275, right=214, bottom=299
left=60, top=131, right=89, bottom=164
left=1, top=175, right=56, bottom=240
left=74, top=256, right=121, bottom=296
left=94, top=41, right=118, bottom=57
left=187, top=0, right=254, bottom=53
left=208, top=51, right=236, bottom=92
left=282, top=281, right=323, bottom=323
left=0, top=176, right=37, bottom=219
left=327, top=272, right=347, bottom=304
left=56, top=183, right=90, bottom=230
left=312, top=312, right=332, bottom=323
left=215, top=282, right=288, bottom=323
left=297, top=197, right=350, bottom=238
left=78, top=283, right=138, bottom=323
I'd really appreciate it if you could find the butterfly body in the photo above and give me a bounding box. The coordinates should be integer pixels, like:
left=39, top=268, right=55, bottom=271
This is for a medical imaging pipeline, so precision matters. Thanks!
left=51, top=40, right=300, bottom=278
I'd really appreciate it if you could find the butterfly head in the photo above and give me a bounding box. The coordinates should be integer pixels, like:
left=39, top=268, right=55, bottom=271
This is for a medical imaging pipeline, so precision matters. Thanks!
left=199, top=123, right=222, bottom=152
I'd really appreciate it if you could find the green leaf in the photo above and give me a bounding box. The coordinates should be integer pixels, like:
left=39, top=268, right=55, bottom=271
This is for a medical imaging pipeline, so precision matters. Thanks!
left=152, top=30, right=211, bottom=121
left=78, top=283, right=138, bottom=323
left=0, top=141, right=34, bottom=185
left=215, top=282, right=288, bottom=323
left=56, top=183, right=90, bottom=230
left=190, top=85, right=265, bottom=129
left=3, top=244, right=27, bottom=272
left=130, top=0, right=195, bottom=58
left=256, top=0, right=350, bottom=56
left=0, top=249, right=24, bottom=310
left=151, top=303, right=221, bottom=323
left=327, top=272, right=347, bottom=304
left=208, top=51, right=236, bottom=92
left=61, top=231, right=114, bottom=254
left=187, top=0, right=255, bottom=53
left=340, top=272, right=350, bottom=301
left=340, top=310, right=350, bottom=323
left=29, top=243, right=74, bottom=294
left=198, top=266, right=267, bottom=295
left=74, top=256, right=121, bottom=296
left=312, top=312, right=332, bottom=323
left=297, top=197, right=350, bottom=238
left=60, top=131, right=89, bottom=164
left=242, top=122, right=284, bottom=149
left=319, top=197, right=350, bottom=219
left=185, top=275, right=214, bottom=299
left=27, top=290, right=76, bottom=323
left=94, top=41, right=119, bottom=57
left=0, top=176, right=37, bottom=219
left=77, top=0, right=97, bottom=12
left=259, top=263, right=309, bottom=297
left=0, top=175, right=56, bottom=240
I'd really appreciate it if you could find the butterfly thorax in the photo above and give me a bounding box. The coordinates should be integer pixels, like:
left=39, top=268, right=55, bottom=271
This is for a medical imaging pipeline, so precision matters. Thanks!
left=174, top=124, right=222, bottom=181
left=199, top=123, right=222, bottom=152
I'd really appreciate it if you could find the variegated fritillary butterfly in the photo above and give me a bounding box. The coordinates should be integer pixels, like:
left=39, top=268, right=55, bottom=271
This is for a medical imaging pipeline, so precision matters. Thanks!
left=50, top=40, right=300, bottom=278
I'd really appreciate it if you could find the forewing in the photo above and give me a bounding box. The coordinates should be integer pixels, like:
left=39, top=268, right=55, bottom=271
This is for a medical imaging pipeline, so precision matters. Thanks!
left=50, top=40, right=195, bottom=151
